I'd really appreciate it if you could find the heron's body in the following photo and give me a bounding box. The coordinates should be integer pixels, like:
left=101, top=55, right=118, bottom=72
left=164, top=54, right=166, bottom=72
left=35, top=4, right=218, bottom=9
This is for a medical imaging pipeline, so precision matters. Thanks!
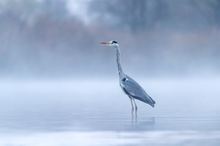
left=120, top=75, right=155, bottom=108
left=101, top=40, right=155, bottom=110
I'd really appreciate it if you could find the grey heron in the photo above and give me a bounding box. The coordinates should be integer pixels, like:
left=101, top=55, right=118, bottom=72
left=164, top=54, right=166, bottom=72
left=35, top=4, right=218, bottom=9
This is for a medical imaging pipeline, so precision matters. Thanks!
left=100, top=40, right=156, bottom=111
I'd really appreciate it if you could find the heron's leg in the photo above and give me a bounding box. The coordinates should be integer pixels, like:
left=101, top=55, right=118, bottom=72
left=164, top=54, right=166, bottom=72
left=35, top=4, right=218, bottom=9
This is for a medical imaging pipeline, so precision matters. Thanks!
left=129, top=97, right=134, bottom=122
left=132, top=99, right=138, bottom=123
left=133, top=99, right=138, bottom=111
left=130, top=97, right=134, bottom=111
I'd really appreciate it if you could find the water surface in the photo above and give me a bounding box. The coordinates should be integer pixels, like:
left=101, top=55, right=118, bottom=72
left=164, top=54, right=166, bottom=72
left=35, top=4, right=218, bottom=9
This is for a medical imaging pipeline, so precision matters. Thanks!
left=0, top=78, right=220, bottom=146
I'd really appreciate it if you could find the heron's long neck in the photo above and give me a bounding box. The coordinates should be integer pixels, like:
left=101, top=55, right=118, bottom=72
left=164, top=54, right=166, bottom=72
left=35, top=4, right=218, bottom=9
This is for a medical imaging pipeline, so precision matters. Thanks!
left=115, top=46, right=124, bottom=78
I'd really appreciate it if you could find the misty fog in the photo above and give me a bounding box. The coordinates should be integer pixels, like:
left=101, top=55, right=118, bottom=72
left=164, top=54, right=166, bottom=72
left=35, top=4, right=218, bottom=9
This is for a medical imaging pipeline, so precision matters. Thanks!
left=0, top=0, right=220, bottom=78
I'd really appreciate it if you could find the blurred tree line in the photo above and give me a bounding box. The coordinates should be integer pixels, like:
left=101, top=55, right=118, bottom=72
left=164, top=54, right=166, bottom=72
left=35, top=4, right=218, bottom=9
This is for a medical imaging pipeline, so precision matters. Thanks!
left=90, top=0, right=220, bottom=32
left=0, top=0, right=220, bottom=77
left=0, top=0, right=94, bottom=77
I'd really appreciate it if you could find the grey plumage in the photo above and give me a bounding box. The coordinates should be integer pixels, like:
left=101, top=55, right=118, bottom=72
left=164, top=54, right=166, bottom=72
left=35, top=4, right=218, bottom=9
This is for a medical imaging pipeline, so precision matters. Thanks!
left=101, top=40, right=156, bottom=110
left=120, top=75, right=155, bottom=108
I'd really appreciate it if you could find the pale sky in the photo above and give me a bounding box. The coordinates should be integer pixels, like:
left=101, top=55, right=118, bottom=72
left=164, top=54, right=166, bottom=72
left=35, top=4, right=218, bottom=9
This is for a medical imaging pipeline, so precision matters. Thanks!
left=66, top=0, right=92, bottom=24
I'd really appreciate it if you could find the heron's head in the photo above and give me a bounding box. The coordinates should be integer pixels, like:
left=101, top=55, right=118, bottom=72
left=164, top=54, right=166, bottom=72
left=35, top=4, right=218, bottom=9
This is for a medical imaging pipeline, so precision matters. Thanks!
left=100, top=40, right=119, bottom=48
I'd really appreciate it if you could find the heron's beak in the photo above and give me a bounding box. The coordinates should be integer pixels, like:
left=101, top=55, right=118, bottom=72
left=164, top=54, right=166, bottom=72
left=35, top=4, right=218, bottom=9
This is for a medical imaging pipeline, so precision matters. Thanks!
left=100, top=41, right=111, bottom=46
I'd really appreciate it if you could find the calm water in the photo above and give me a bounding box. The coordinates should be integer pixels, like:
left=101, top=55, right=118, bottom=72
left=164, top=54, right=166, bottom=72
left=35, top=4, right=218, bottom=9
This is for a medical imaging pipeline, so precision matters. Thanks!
left=0, top=78, right=220, bottom=146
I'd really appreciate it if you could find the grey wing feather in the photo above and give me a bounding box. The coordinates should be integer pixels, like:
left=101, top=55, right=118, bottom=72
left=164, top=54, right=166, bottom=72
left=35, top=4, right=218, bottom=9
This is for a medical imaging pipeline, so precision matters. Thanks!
left=122, top=76, right=155, bottom=106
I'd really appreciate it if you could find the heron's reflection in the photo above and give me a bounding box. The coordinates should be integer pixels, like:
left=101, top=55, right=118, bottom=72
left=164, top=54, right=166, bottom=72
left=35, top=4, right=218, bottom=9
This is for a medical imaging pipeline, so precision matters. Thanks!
left=131, top=108, right=138, bottom=123
left=131, top=110, right=155, bottom=129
